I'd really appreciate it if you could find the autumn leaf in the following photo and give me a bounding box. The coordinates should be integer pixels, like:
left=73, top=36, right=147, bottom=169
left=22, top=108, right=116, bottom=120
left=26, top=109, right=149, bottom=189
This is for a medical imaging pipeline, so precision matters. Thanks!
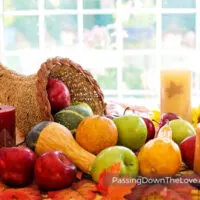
left=96, top=162, right=121, bottom=195
left=72, top=179, right=98, bottom=200
left=48, top=188, right=85, bottom=200
left=48, top=179, right=98, bottom=200
left=161, top=188, right=186, bottom=200
left=126, top=181, right=196, bottom=200
left=96, top=162, right=136, bottom=200
left=102, top=182, right=136, bottom=200
left=0, top=182, right=7, bottom=193
left=76, top=170, right=84, bottom=180
left=166, top=183, right=196, bottom=200
left=0, top=185, right=42, bottom=200
left=125, top=184, right=149, bottom=200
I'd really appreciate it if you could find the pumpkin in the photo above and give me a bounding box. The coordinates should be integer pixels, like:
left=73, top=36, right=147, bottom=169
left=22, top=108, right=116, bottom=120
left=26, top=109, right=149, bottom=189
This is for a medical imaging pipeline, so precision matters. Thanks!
left=138, top=124, right=182, bottom=177
left=25, top=121, right=96, bottom=174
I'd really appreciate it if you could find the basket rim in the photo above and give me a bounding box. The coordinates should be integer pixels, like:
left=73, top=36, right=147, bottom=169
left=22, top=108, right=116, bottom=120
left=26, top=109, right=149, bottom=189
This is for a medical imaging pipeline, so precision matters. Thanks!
left=36, top=57, right=106, bottom=121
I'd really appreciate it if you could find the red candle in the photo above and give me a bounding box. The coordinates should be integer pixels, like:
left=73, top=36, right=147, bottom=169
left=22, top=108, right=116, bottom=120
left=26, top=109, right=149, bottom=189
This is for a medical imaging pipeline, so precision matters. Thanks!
left=0, top=105, right=16, bottom=147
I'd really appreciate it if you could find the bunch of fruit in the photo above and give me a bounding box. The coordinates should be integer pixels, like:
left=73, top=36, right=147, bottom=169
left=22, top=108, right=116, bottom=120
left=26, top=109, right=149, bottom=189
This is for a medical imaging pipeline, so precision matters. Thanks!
left=0, top=147, right=76, bottom=191
left=0, top=78, right=199, bottom=198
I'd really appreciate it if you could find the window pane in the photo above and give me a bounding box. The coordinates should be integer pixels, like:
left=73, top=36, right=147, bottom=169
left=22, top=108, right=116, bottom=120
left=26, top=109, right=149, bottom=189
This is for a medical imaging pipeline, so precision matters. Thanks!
left=83, top=0, right=116, bottom=9
left=199, top=73, right=200, bottom=90
left=122, top=55, right=157, bottom=90
left=161, top=55, right=197, bottom=71
left=5, top=55, right=44, bottom=75
left=122, top=0, right=156, bottom=8
left=123, top=14, right=156, bottom=49
left=4, top=16, right=39, bottom=50
left=4, top=0, right=38, bottom=10
left=163, top=0, right=195, bottom=8
left=95, top=68, right=117, bottom=89
left=104, top=95, right=118, bottom=101
left=0, top=16, right=2, bottom=59
left=4, top=56, right=21, bottom=72
left=162, top=14, right=196, bottom=49
left=122, top=95, right=158, bottom=107
left=45, top=0, right=77, bottom=9
left=45, top=15, right=77, bottom=48
left=80, top=53, right=118, bottom=89
left=83, top=15, right=115, bottom=49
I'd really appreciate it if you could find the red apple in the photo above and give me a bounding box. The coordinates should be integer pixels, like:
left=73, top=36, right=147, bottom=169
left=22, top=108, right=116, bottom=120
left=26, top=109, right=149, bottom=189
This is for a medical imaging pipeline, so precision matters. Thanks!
left=0, top=147, right=37, bottom=187
left=142, top=117, right=155, bottom=142
left=47, top=78, right=71, bottom=113
left=34, top=151, right=76, bottom=191
left=158, top=112, right=180, bottom=130
left=179, top=135, right=196, bottom=169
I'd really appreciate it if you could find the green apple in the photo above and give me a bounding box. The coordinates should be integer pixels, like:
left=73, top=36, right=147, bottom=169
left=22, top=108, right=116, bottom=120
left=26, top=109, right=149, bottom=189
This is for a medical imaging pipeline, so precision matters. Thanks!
left=91, top=146, right=138, bottom=182
left=113, top=115, right=147, bottom=151
left=169, top=119, right=196, bottom=144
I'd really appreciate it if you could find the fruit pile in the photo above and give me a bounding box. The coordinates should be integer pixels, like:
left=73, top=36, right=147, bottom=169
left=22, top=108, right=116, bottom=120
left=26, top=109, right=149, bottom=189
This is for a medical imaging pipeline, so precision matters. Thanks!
left=0, top=78, right=200, bottom=199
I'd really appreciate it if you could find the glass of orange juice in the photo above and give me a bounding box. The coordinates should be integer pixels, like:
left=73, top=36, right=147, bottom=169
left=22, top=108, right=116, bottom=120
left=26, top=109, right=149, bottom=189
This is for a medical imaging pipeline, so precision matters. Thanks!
left=160, top=68, right=192, bottom=122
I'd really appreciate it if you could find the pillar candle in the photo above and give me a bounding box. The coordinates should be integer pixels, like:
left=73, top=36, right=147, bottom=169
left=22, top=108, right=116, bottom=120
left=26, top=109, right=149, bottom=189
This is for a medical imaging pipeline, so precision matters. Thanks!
left=160, top=68, right=192, bottom=122
left=0, top=105, right=16, bottom=147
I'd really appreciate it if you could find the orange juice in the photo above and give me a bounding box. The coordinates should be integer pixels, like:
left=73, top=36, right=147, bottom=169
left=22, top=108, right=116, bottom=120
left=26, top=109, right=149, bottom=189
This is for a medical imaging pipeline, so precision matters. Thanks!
left=160, top=68, right=192, bottom=122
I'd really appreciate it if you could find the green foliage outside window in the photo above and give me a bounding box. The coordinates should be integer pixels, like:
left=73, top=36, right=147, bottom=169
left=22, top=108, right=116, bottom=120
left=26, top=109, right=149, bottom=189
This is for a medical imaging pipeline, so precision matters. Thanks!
left=95, top=68, right=117, bottom=89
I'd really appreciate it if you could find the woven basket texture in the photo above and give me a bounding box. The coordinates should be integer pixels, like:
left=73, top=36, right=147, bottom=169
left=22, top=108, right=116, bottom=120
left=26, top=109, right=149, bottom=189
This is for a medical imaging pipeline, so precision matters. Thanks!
left=0, top=57, right=106, bottom=134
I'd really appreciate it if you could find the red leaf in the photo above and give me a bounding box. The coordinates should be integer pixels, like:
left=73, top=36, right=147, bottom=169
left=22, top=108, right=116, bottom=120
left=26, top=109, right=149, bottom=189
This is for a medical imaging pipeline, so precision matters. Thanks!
left=126, top=181, right=195, bottom=200
left=76, top=170, right=83, bottom=180
left=96, top=162, right=136, bottom=200
left=125, top=184, right=149, bottom=200
left=161, top=188, right=186, bottom=200
left=166, top=183, right=195, bottom=200
left=143, top=184, right=166, bottom=197
left=167, top=182, right=195, bottom=194
left=0, top=185, right=42, bottom=200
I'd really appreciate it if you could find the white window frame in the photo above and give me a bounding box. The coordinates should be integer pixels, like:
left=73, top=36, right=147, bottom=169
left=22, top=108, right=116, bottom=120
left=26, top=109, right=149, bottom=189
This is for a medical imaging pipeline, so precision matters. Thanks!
left=0, top=0, right=199, bottom=106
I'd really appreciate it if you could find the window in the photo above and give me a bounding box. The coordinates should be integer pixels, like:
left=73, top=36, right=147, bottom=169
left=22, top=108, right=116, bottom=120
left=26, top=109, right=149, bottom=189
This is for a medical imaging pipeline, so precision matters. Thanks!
left=0, top=0, right=199, bottom=106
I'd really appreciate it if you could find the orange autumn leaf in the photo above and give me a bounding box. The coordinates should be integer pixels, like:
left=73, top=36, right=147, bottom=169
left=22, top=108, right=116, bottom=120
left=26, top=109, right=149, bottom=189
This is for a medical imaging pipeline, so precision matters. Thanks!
left=102, top=183, right=136, bottom=200
left=48, top=188, right=85, bottom=200
left=0, top=185, right=42, bottom=200
left=96, top=162, right=136, bottom=200
left=48, top=179, right=98, bottom=200
left=97, top=162, right=121, bottom=195
left=0, top=182, right=7, bottom=193
left=72, top=179, right=98, bottom=200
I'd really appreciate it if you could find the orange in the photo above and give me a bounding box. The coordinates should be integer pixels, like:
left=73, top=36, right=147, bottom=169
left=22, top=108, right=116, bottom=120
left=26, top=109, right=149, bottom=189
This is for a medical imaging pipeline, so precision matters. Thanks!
left=138, top=125, right=182, bottom=177
left=75, top=115, right=118, bottom=155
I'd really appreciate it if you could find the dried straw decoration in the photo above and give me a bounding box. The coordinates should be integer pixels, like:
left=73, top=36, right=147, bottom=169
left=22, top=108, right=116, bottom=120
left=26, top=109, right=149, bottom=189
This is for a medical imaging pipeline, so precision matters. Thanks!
left=0, top=57, right=106, bottom=134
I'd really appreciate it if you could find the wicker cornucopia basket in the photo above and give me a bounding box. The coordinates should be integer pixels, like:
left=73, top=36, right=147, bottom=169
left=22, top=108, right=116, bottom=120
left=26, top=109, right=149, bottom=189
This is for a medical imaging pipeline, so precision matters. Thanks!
left=0, top=57, right=106, bottom=134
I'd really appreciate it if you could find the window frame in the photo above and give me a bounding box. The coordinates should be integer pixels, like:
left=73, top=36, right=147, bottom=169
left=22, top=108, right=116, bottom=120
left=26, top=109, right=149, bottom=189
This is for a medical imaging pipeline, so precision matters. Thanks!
left=0, top=0, right=199, bottom=106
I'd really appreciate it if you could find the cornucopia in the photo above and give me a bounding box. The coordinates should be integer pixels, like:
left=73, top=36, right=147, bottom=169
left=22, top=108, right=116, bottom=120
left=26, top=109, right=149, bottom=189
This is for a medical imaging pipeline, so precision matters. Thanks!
left=0, top=56, right=106, bottom=134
